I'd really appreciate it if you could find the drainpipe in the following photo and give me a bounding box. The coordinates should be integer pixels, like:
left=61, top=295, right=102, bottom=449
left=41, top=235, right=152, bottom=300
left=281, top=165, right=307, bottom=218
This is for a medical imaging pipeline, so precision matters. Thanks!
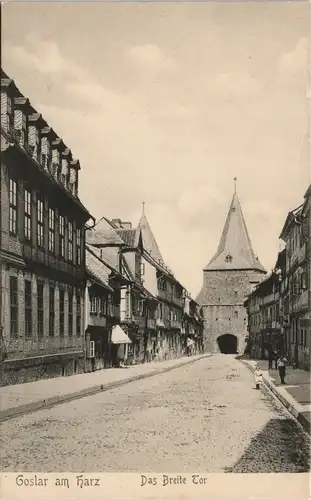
left=83, top=215, right=96, bottom=372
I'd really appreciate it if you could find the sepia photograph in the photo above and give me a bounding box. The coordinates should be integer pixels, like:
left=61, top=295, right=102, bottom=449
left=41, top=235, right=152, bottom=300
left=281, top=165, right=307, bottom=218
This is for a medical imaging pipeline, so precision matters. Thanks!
left=0, top=0, right=310, bottom=493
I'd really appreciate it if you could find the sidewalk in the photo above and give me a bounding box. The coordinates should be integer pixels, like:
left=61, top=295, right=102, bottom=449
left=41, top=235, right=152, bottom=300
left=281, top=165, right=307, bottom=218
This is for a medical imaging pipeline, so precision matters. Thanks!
left=240, top=356, right=311, bottom=435
left=0, top=353, right=210, bottom=422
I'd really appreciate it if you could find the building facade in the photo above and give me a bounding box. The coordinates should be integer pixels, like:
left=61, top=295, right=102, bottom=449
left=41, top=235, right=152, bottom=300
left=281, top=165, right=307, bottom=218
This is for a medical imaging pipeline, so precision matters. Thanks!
left=85, top=212, right=202, bottom=367
left=279, top=186, right=311, bottom=370
left=245, top=269, right=283, bottom=360
left=196, top=183, right=266, bottom=355
left=244, top=185, right=310, bottom=371
left=0, top=70, right=93, bottom=385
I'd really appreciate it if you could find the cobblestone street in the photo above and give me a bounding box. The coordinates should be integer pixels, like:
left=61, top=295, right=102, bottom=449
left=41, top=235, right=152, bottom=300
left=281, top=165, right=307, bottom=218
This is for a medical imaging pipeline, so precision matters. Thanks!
left=0, top=355, right=309, bottom=473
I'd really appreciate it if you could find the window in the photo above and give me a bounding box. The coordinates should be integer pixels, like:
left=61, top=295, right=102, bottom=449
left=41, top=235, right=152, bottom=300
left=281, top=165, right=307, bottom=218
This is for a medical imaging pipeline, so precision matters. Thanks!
left=301, top=269, right=307, bottom=290
left=68, top=221, right=73, bottom=262
left=37, top=197, right=44, bottom=247
left=49, top=286, right=55, bottom=337
left=59, top=215, right=65, bottom=258
left=158, top=303, right=163, bottom=319
left=76, top=227, right=81, bottom=265
left=10, top=276, right=18, bottom=337
left=68, top=289, right=73, bottom=337
left=100, top=297, right=107, bottom=315
left=37, top=282, right=44, bottom=336
left=76, top=291, right=81, bottom=337
left=21, top=112, right=27, bottom=145
left=7, top=96, right=13, bottom=133
left=59, top=290, right=65, bottom=337
left=48, top=208, right=55, bottom=253
left=52, top=149, right=60, bottom=176
left=24, top=189, right=32, bottom=241
left=9, top=178, right=17, bottom=234
left=25, top=280, right=32, bottom=336
left=90, top=296, right=98, bottom=314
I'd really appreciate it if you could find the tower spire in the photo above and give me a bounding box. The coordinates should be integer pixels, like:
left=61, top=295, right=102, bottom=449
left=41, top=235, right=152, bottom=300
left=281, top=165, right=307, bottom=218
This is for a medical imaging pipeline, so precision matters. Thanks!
left=203, top=185, right=266, bottom=272
left=142, top=201, right=145, bottom=215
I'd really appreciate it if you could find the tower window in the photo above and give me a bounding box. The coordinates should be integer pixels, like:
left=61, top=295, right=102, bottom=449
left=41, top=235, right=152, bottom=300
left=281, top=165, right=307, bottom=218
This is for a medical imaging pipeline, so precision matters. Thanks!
left=225, top=254, right=233, bottom=263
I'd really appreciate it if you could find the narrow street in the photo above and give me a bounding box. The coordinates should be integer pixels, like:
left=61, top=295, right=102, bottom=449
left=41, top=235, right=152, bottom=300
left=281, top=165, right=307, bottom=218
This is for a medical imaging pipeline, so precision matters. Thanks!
left=0, top=356, right=309, bottom=473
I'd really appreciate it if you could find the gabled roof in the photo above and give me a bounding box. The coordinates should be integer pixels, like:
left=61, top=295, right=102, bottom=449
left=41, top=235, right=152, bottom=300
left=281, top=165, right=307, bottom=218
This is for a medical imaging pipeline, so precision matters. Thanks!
left=204, top=190, right=266, bottom=272
left=86, top=248, right=113, bottom=292
left=116, top=228, right=141, bottom=248
left=86, top=217, right=125, bottom=247
left=137, top=212, right=165, bottom=264
left=279, top=204, right=303, bottom=241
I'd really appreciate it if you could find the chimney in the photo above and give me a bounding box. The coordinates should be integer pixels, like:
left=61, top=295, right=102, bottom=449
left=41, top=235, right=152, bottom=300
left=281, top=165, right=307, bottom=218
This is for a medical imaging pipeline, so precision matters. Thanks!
left=111, top=219, right=122, bottom=228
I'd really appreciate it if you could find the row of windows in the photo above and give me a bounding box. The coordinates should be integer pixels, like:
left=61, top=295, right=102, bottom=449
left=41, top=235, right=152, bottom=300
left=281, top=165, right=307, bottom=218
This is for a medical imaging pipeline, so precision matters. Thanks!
left=9, top=277, right=82, bottom=338
left=157, top=303, right=181, bottom=322
left=9, top=178, right=82, bottom=264
left=287, top=224, right=305, bottom=254
left=157, top=279, right=183, bottom=299
left=90, top=296, right=111, bottom=315
left=6, top=96, right=78, bottom=194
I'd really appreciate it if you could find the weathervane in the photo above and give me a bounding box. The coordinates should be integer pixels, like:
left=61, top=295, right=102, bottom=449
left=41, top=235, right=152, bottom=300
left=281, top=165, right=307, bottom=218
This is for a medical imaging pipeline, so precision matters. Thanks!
left=234, top=177, right=237, bottom=193
left=142, top=201, right=145, bottom=215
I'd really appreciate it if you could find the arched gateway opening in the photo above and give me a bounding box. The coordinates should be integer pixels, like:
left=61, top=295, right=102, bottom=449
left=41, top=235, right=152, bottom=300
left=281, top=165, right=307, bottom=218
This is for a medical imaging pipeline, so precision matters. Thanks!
left=217, top=334, right=238, bottom=354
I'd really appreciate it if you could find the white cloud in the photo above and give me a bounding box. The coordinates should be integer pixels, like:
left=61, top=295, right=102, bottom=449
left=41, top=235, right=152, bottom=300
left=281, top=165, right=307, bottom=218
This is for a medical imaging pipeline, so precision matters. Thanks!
left=204, top=72, right=261, bottom=99
left=278, top=38, right=309, bottom=75
left=124, top=44, right=177, bottom=74
left=5, top=33, right=86, bottom=80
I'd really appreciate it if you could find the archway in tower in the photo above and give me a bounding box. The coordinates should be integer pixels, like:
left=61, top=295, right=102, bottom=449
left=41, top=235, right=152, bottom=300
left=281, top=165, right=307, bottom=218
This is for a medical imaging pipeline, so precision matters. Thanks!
left=217, top=334, right=238, bottom=354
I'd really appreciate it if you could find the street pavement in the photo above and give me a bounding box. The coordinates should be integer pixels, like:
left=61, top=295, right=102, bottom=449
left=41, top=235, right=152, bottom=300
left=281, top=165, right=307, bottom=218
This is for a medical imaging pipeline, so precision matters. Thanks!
left=240, top=357, right=311, bottom=434
left=0, top=355, right=310, bottom=473
left=0, top=354, right=208, bottom=418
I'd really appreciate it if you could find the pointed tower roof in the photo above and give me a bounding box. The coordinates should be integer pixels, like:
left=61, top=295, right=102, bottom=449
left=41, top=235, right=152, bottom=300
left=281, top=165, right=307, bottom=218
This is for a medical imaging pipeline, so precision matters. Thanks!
left=137, top=203, right=165, bottom=263
left=205, top=179, right=266, bottom=272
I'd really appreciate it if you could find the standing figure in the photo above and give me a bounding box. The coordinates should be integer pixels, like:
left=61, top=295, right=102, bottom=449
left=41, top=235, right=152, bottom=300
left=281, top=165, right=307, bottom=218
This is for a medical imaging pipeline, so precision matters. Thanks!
left=273, top=350, right=279, bottom=370
left=277, top=356, right=287, bottom=384
left=268, top=347, right=274, bottom=370
left=254, top=365, right=263, bottom=389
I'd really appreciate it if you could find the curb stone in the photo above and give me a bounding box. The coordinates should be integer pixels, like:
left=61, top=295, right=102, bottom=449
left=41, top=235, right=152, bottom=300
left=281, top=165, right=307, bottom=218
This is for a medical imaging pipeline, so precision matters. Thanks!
left=0, top=354, right=211, bottom=423
left=240, top=359, right=311, bottom=436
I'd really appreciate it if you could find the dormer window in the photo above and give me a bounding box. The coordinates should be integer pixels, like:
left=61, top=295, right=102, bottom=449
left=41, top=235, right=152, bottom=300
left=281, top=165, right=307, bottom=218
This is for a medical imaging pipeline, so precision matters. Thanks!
left=7, top=95, right=14, bottom=134
left=14, top=109, right=27, bottom=147
left=69, top=168, right=76, bottom=195
left=225, top=253, right=233, bottom=263
left=41, top=137, right=51, bottom=171
left=28, top=116, right=41, bottom=162
left=52, top=149, right=60, bottom=179
left=61, top=159, right=68, bottom=187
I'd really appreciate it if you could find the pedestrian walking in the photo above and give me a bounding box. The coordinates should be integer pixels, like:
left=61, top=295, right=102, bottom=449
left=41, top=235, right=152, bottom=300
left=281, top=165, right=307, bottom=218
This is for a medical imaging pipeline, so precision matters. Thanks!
left=277, top=356, right=288, bottom=384
left=254, top=365, right=263, bottom=389
left=273, top=350, right=278, bottom=370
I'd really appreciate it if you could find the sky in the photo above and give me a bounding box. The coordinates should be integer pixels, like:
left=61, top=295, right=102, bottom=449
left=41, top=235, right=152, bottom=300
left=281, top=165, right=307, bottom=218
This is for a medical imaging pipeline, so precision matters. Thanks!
left=2, top=2, right=310, bottom=297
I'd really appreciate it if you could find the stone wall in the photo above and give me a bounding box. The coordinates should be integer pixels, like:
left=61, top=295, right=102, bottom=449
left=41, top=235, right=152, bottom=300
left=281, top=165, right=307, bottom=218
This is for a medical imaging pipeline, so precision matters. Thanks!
left=202, top=270, right=264, bottom=354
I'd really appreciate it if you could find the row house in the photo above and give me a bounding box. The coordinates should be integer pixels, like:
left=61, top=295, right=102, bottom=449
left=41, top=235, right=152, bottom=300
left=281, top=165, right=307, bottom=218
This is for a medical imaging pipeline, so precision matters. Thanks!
left=86, top=212, right=202, bottom=368
left=111, top=217, right=185, bottom=363
left=84, top=246, right=122, bottom=371
left=244, top=269, right=283, bottom=360
left=245, top=185, right=310, bottom=371
left=137, top=211, right=186, bottom=360
left=86, top=218, right=157, bottom=366
left=279, top=185, right=311, bottom=370
left=183, top=294, right=204, bottom=354
left=0, top=70, right=94, bottom=385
